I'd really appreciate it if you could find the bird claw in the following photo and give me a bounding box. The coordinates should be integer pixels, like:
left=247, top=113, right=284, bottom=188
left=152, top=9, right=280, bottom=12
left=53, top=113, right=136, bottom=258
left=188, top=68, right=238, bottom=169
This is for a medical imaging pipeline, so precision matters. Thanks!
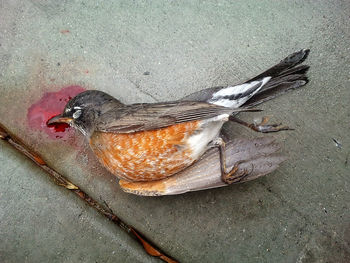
left=251, top=117, right=293, bottom=133
left=222, top=161, right=250, bottom=184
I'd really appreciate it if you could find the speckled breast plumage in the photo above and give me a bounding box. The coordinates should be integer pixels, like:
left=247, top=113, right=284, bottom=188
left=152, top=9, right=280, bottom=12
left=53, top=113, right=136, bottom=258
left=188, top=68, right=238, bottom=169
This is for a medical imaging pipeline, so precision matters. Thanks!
left=89, top=121, right=201, bottom=181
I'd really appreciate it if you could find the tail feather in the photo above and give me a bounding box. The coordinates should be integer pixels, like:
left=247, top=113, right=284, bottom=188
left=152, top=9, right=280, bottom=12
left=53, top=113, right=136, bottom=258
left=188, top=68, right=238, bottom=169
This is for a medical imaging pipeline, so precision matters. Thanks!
left=248, top=49, right=310, bottom=82
left=182, top=49, right=310, bottom=108
left=265, top=65, right=310, bottom=88
left=278, top=64, right=310, bottom=78
left=243, top=80, right=307, bottom=108
left=243, top=49, right=310, bottom=107
left=207, top=77, right=271, bottom=108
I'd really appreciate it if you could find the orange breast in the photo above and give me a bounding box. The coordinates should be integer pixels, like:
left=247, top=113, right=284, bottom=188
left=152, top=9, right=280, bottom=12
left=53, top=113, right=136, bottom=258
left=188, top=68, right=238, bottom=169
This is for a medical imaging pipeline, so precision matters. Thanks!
left=89, top=121, right=201, bottom=181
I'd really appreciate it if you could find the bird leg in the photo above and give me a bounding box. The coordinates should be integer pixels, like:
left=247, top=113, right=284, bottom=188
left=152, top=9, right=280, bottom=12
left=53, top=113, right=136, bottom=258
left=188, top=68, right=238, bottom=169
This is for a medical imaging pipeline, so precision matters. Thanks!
left=229, top=116, right=293, bottom=133
left=215, top=138, right=249, bottom=184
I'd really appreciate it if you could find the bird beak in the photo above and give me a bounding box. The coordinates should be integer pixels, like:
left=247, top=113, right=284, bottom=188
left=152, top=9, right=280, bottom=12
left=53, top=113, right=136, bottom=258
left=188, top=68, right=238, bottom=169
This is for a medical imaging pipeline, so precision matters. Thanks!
left=47, top=115, right=73, bottom=125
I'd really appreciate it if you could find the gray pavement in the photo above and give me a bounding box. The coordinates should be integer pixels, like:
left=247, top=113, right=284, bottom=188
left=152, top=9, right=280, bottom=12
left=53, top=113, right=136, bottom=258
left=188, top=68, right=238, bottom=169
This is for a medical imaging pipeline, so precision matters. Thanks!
left=1, top=0, right=349, bottom=262
left=0, top=141, right=157, bottom=263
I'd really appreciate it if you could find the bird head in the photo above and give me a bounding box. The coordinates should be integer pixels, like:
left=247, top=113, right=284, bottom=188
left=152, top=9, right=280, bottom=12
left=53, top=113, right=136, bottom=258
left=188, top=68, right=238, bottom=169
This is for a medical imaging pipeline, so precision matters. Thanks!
left=48, top=90, right=121, bottom=136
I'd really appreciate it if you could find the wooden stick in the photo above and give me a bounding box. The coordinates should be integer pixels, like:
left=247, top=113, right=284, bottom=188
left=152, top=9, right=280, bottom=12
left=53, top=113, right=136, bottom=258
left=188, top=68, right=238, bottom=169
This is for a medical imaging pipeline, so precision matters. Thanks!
left=0, top=123, right=177, bottom=263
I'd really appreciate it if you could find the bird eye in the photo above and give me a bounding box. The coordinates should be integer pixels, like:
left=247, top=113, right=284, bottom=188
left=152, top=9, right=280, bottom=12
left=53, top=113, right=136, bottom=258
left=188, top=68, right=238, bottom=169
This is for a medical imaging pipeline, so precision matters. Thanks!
left=73, top=109, right=82, bottom=119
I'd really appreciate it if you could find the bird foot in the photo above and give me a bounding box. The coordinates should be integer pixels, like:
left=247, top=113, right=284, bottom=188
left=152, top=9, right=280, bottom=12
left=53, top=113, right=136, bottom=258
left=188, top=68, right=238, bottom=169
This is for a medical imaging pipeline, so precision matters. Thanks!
left=250, top=116, right=293, bottom=133
left=221, top=161, right=250, bottom=184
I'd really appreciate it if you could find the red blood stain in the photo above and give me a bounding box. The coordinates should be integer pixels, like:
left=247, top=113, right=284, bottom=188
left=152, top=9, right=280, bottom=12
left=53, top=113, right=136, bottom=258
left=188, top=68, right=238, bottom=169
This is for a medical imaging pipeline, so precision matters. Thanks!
left=27, top=86, right=86, bottom=139
left=47, top=117, right=70, bottom=133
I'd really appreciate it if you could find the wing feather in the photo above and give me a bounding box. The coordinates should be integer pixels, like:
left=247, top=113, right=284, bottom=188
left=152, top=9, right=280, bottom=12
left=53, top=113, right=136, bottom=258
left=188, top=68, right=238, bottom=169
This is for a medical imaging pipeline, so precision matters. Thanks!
left=95, top=101, right=237, bottom=133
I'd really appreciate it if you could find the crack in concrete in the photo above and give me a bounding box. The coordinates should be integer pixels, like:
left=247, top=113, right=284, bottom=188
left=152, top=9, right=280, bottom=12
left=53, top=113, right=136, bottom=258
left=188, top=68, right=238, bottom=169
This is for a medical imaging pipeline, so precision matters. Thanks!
left=125, top=77, right=160, bottom=102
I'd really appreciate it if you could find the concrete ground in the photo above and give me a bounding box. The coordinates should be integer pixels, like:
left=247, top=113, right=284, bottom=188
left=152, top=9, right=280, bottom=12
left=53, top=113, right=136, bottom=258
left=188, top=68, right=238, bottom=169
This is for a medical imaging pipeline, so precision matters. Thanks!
left=0, top=0, right=349, bottom=262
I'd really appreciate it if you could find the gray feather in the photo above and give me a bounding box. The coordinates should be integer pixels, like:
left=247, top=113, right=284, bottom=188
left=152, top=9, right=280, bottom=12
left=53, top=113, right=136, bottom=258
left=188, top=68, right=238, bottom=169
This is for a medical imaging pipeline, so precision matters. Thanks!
left=95, top=101, right=251, bottom=133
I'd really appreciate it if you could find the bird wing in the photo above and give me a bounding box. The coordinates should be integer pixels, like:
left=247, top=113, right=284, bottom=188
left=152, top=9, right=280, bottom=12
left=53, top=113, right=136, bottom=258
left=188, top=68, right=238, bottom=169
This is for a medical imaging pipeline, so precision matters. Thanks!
left=95, top=101, right=239, bottom=133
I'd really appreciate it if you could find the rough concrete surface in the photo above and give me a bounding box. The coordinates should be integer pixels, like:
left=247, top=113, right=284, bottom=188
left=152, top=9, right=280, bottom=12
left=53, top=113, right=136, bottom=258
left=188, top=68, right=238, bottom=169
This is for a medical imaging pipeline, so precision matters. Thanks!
left=0, top=142, right=158, bottom=263
left=0, top=0, right=349, bottom=262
